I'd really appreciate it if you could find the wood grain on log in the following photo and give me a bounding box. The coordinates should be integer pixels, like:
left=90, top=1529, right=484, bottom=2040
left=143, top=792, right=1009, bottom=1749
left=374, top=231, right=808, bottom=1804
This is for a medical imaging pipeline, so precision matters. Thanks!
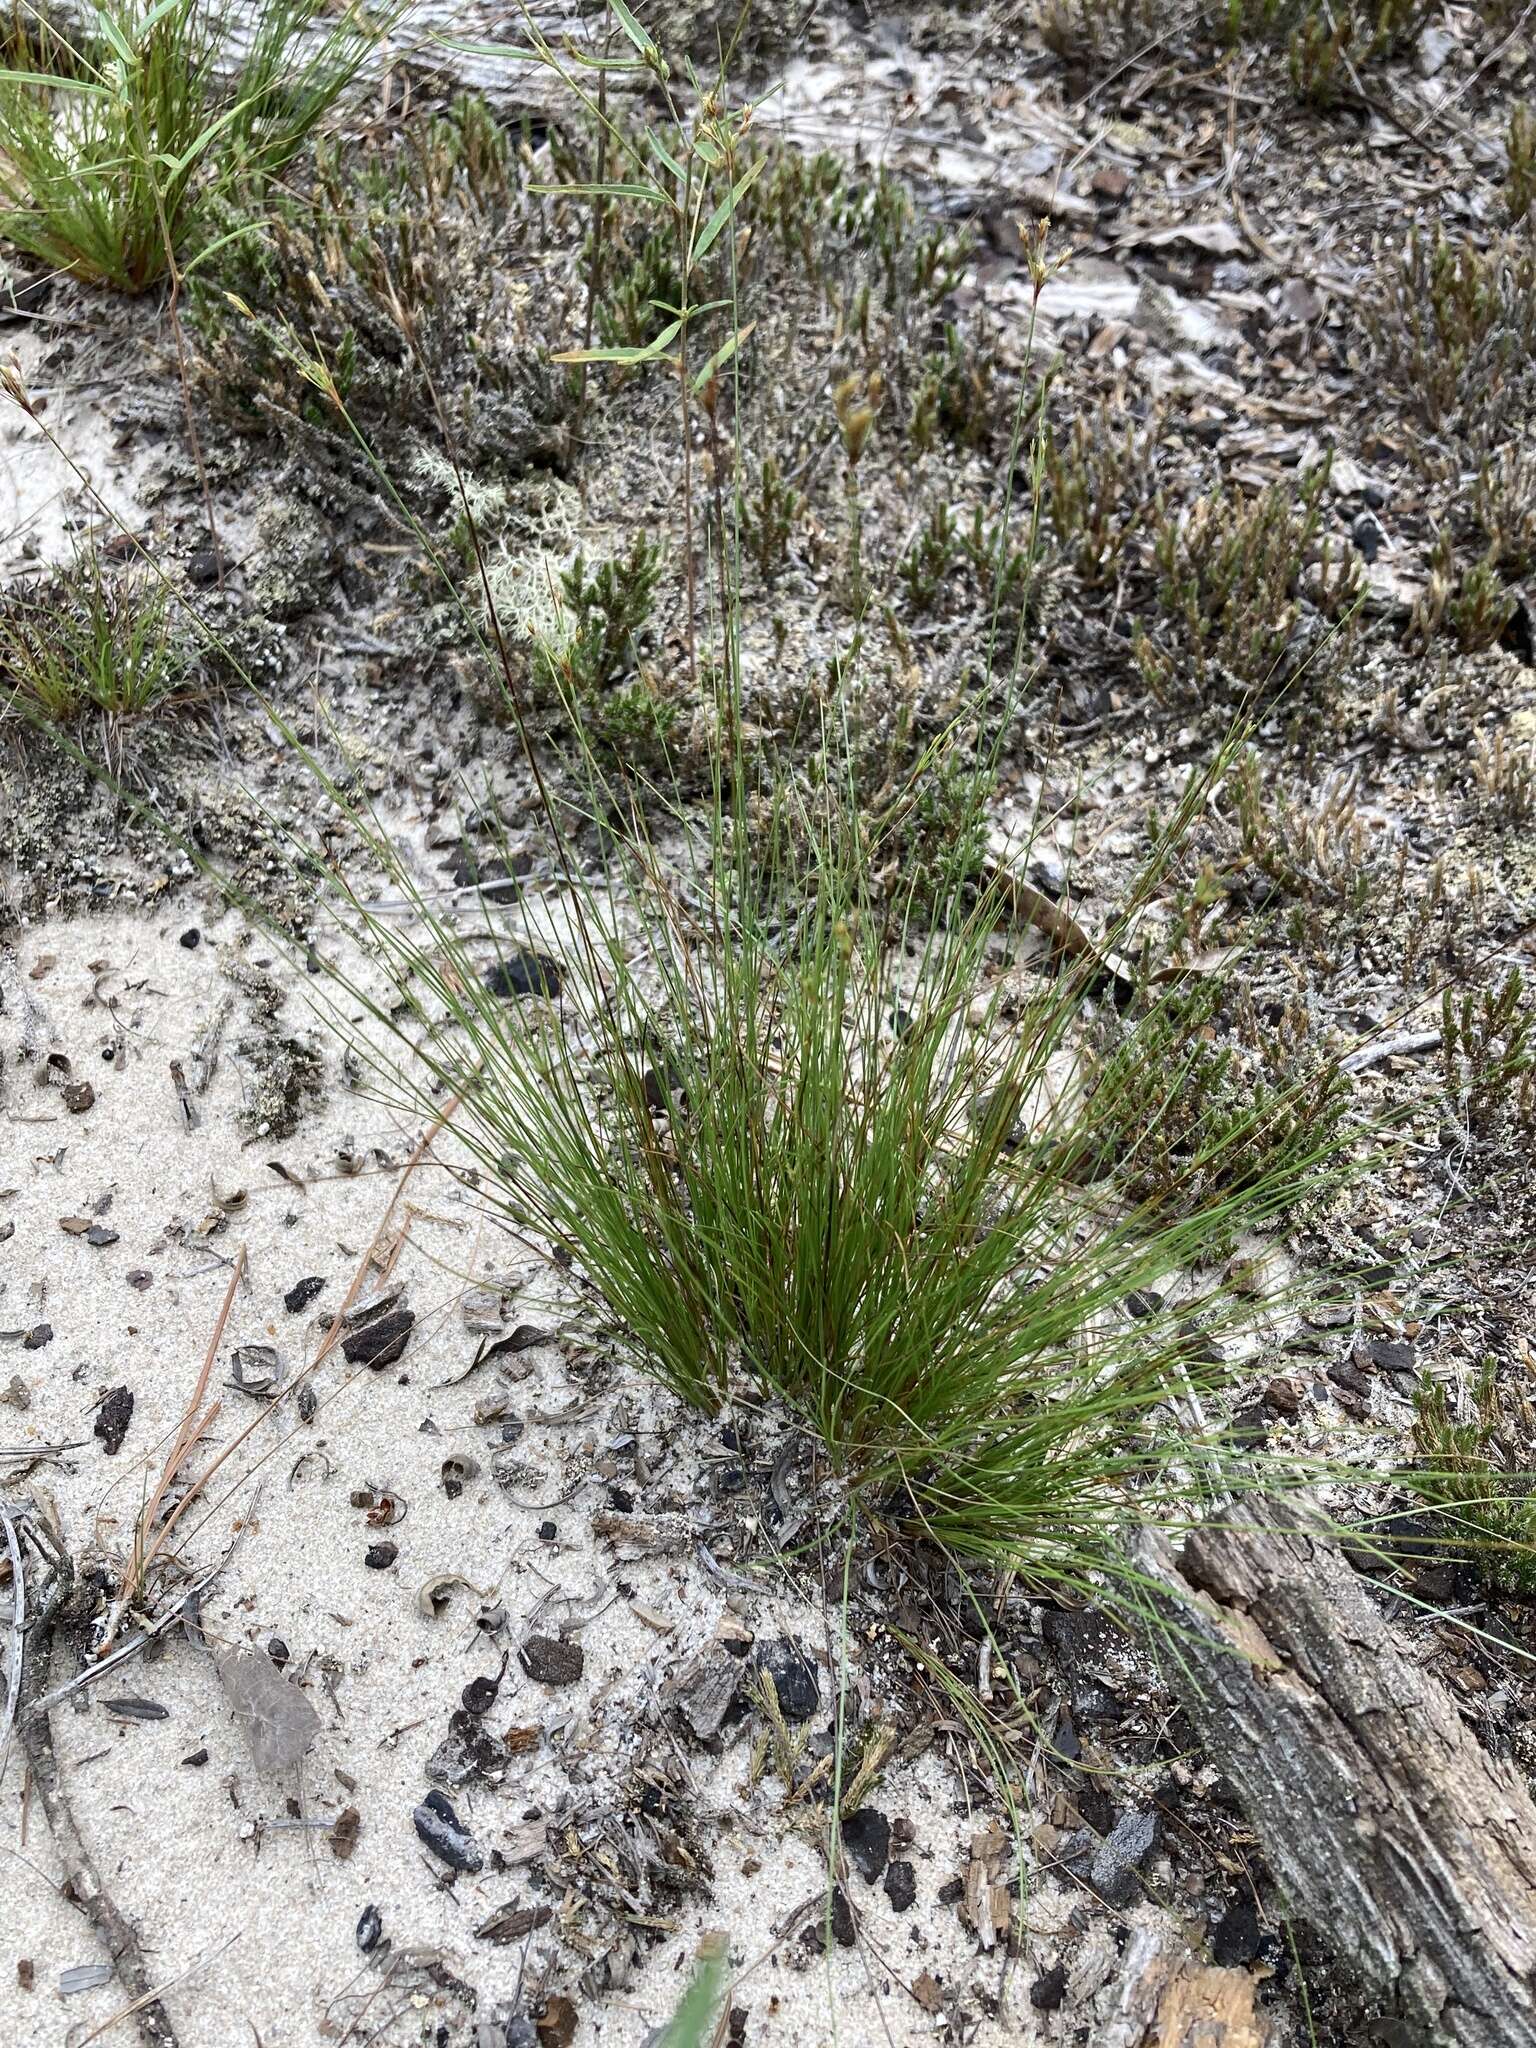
left=1099, top=1925, right=1281, bottom=2047
left=1140, top=1498, right=1536, bottom=2048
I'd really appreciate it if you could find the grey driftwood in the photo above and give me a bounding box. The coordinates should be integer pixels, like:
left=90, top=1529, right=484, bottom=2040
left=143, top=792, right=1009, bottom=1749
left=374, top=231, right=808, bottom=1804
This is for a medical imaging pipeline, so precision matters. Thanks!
left=1140, top=1497, right=1536, bottom=2048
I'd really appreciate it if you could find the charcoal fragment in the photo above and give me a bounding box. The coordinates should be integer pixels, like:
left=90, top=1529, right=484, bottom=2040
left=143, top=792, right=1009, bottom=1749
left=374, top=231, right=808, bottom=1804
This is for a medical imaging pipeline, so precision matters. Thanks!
left=752, top=1637, right=818, bottom=1721
left=364, top=1542, right=398, bottom=1570
left=841, top=1807, right=891, bottom=1883
left=485, top=951, right=563, bottom=1000
left=519, top=1634, right=583, bottom=1687
left=883, top=1859, right=917, bottom=1912
left=357, top=1904, right=383, bottom=1953
left=461, top=1673, right=501, bottom=1717
left=413, top=1790, right=482, bottom=1872
left=1030, top=1963, right=1067, bottom=2011
left=284, top=1275, right=326, bottom=1314
left=343, top=1308, right=414, bottom=1369
left=94, top=1385, right=134, bottom=1454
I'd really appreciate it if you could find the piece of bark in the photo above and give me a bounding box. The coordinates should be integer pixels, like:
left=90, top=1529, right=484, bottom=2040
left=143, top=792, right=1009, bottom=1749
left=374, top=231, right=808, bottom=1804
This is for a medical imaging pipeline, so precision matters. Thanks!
left=1097, top=1925, right=1280, bottom=2048
left=1140, top=1498, right=1536, bottom=2048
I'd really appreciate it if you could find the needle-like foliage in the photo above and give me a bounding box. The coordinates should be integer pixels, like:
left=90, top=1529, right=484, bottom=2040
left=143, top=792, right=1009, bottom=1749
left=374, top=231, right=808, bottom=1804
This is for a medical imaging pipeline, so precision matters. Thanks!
left=294, top=719, right=1364, bottom=1594
left=0, top=0, right=387, bottom=291
left=0, top=537, right=187, bottom=727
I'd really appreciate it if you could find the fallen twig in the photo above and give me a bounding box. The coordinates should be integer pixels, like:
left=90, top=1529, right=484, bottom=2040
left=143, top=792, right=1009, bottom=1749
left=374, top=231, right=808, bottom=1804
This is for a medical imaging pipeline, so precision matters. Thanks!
left=19, top=1554, right=181, bottom=2048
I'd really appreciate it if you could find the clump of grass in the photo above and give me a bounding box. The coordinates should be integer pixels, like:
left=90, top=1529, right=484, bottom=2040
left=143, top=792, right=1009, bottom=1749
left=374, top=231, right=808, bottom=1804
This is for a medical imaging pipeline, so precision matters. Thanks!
left=1409, top=1361, right=1536, bottom=1599
left=0, top=0, right=385, bottom=292
left=192, top=93, right=566, bottom=492
left=0, top=541, right=188, bottom=729
left=1134, top=469, right=1361, bottom=704
left=292, top=716, right=1365, bottom=1583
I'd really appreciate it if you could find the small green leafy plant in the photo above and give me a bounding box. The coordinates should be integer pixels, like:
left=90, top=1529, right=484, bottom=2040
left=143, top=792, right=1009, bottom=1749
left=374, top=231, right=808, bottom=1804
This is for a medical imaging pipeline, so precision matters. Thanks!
left=1134, top=469, right=1360, bottom=704
left=1410, top=1361, right=1536, bottom=1599
left=1366, top=226, right=1536, bottom=455
left=1441, top=969, right=1534, bottom=1142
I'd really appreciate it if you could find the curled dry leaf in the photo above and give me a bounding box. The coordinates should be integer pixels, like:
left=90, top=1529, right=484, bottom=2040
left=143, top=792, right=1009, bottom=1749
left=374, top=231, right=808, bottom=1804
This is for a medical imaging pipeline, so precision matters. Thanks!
left=217, top=1648, right=321, bottom=1775
left=417, top=1573, right=491, bottom=1619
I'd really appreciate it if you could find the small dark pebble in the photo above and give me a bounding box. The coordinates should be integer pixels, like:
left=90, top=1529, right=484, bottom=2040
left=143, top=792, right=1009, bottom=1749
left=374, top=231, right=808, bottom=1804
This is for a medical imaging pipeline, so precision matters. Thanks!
left=185, top=549, right=222, bottom=587
left=607, top=1484, right=635, bottom=1512
left=94, top=1385, right=134, bottom=1455
left=1264, top=1375, right=1303, bottom=1416
left=841, top=1807, right=891, bottom=1884
left=538, top=1520, right=557, bottom=1542
left=356, top=1904, right=383, bottom=1954
left=753, top=1637, right=819, bottom=1722
left=268, top=1638, right=290, bottom=1670
left=519, top=1634, right=584, bottom=1687
left=180, top=929, right=201, bottom=950
left=180, top=1748, right=209, bottom=1768
left=485, top=951, right=563, bottom=1000
left=829, top=1887, right=856, bottom=1947
left=126, top=1270, right=152, bottom=1292
left=62, top=1080, right=95, bottom=1114
left=462, top=1673, right=500, bottom=1717
left=413, top=1790, right=482, bottom=1872
left=1212, top=1898, right=1263, bottom=1967
left=284, top=1275, right=326, bottom=1314
left=1366, top=1335, right=1415, bottom=1376
left=1030, top=1963, right=1067, bottom=2012
left=342, top=1308, right=415, bottom=1369
left=297, top=1384, right=317, bottom=1424
left=883, top=1859, right=917, bottom=1912
left=364, top=1542, right=398, bottom=1570
left=85, top=1226, right=119, bottom=1248
left=1327, top=1357, right=1372, bottom=1405
left=23, top=1324, right=52, bottom=1350
left=1352, top=510, right=1386, bottom=563
left=500, top=1418, right=523, bottom=1444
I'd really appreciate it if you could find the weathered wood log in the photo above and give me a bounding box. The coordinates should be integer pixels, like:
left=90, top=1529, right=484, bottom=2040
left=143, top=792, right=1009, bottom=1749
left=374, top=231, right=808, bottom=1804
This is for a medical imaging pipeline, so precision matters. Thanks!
left=1139, top=1497, right=1536, bottom=2048
left=1097, top=1925, right=1282, bottom=2047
